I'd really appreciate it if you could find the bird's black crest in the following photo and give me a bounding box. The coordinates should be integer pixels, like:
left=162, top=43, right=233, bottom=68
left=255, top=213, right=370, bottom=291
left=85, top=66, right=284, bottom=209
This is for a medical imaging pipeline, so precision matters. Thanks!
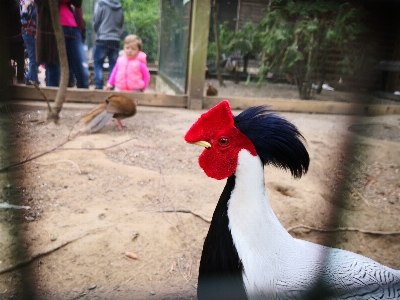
left=234, top=106, right=309, bottom=178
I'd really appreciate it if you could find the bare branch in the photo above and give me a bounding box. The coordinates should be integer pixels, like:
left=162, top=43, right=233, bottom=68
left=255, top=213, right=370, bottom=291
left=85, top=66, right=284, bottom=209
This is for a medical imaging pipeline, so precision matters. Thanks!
left=287, top=224, right=400, bottom=235
left=157, top=209, right=211, bottom=223
left=0, top=226, right=110, bottom=275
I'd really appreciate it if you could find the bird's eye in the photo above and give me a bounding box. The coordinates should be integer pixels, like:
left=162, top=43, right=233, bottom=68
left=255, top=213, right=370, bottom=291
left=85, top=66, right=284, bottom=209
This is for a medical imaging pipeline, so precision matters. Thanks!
left=218, top=137, right=230, bottom=147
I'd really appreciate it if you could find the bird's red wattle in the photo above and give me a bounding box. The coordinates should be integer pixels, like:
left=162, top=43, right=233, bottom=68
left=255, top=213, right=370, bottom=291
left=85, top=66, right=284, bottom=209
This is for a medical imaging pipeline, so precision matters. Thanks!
left=185, top=100, right=256, bottom=180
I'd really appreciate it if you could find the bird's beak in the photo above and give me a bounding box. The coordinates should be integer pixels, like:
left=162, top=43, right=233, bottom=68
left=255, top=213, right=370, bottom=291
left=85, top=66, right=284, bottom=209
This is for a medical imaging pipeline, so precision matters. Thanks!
left=192, top=141, right=211, bottom=149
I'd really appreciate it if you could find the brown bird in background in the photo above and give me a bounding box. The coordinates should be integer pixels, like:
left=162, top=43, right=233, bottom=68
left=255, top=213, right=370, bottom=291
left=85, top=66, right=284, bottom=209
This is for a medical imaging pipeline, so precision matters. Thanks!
left=75, top=95, right=138, bottom=133
left=206, top=82, right=218, bottom=96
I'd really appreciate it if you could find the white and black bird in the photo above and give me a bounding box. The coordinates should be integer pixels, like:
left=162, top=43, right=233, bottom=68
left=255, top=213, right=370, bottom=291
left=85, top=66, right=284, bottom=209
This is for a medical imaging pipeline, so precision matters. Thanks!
left=184, top=100, right=400, bottom=300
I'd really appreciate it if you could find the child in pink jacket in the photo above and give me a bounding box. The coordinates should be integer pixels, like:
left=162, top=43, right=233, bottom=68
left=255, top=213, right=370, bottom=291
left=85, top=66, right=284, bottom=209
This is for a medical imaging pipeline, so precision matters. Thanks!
left=106, top=34, right=150, bottom=92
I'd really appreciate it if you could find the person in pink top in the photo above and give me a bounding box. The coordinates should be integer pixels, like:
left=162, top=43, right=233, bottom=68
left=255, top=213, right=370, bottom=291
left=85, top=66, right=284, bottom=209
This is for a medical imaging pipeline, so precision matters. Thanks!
left=36, top=0, right=89, bottom=88
left=106, top=34, right=150, bottom=92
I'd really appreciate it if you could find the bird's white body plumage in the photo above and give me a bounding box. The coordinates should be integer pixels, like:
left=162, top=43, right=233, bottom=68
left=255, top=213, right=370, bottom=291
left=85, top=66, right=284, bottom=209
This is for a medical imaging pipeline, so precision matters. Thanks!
left=228, top=150, right=400, bottom=299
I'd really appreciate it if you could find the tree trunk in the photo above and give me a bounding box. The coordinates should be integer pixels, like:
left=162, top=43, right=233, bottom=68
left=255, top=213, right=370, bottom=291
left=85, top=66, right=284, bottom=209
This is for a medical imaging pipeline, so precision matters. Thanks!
left=243, top=53, right=248, bottom=74
left=315, top=57, right=326, bottom=94
left=294, top=64, right=311, bottom=100
left=314, top=39, right=324, bottom=94
left=258, top=0, right=273, bottom=85
left=298, top=33, right=314, bottom=100
left=47, top=0, right=69, bottom=123
left=212, top=0, right=225, bottom=87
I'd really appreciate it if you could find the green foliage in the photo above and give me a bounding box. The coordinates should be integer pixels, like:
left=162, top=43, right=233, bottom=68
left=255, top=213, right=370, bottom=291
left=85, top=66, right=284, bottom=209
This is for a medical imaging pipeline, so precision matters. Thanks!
left=120, top=0, right=160, bottom=63
left=207, top=21, right=258, bottom=60
left=227, top=22, right=258, bottom=55
left=207, top=22, right=233, bottom=60
left=256, top=0, right=367, bottom=98
left=208, top=0, right=368, bottom=99
left=82, top=1, right=95, bottom=49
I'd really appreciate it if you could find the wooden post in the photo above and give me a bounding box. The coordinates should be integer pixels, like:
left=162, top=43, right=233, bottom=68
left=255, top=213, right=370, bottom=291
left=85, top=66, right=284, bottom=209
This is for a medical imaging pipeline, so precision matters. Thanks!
left=186, top=0, right=211, bottom=109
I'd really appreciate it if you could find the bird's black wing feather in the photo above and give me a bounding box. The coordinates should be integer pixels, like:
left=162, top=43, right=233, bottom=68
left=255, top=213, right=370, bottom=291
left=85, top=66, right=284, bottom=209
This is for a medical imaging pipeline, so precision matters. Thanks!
left=198, top=175, right=248, bottom=300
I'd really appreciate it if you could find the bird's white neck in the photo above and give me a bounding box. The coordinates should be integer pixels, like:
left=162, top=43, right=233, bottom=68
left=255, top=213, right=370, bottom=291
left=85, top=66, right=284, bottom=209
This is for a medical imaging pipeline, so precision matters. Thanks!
left=227, top=150, right=293, bottom=248
left=227, top=150, right=310, bottom=296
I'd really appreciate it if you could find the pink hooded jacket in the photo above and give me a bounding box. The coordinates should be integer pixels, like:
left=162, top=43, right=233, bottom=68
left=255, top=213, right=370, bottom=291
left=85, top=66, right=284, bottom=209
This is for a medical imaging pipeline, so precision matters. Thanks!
left=108, top=51, right=150, bottom=91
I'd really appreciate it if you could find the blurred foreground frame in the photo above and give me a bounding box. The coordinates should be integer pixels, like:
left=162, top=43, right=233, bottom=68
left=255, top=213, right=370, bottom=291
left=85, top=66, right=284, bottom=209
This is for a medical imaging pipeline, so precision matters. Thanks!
left=1, top=0, right=400, bottom=299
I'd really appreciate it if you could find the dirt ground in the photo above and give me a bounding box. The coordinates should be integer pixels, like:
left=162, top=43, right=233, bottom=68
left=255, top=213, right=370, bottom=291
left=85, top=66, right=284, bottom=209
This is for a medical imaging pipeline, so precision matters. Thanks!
left=0, top=86, right=400, bottom=299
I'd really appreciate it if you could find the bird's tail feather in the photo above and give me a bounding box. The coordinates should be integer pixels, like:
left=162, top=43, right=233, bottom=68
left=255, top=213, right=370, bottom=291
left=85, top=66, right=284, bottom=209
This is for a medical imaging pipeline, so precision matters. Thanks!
left=72, top=104, right=113, bottom=135
left=88, top=111, right=113, bottom=133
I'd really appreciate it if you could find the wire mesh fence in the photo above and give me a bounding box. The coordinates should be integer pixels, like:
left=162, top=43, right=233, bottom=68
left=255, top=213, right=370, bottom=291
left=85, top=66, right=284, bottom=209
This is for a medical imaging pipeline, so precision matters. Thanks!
left=1, top=0, right=400, bottom=299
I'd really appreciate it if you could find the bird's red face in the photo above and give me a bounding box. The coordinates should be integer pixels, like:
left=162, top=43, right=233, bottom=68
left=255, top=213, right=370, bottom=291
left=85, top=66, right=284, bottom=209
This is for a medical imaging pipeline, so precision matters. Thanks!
left=185, top=101, right=256, bottom=180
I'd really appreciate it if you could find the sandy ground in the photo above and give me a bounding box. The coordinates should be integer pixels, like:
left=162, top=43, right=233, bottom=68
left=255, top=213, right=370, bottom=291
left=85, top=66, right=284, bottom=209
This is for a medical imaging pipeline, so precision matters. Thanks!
left=0, top=94, right=400, bottom=299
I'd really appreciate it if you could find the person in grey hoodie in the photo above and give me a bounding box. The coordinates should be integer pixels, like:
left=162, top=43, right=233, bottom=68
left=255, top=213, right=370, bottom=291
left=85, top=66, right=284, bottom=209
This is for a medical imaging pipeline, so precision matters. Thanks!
left=92, top=0, right=124, bottom=89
